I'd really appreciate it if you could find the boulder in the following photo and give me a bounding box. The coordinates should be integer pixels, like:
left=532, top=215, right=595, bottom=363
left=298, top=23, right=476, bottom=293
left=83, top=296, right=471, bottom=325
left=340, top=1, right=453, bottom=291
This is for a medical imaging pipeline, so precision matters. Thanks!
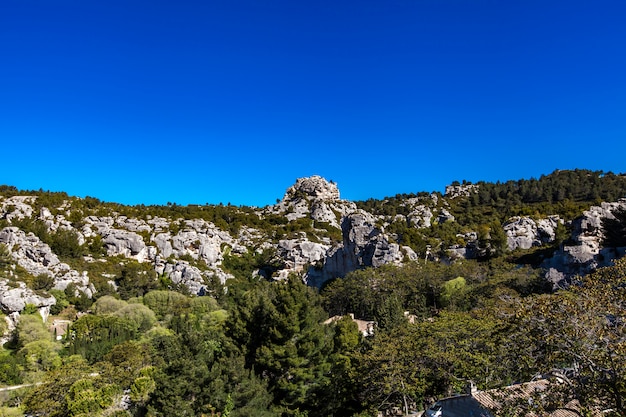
left=102, top=229, right=148, bottom=261
left=158, top=260, right=231, bottom=295
left=277, top=238, right=330, bottom=276
left=504, top=216, right=561, bottom=251
left=0, top=281, right=56, bottom=314
left=436, top=208, right=455, bottom=224
left=115, top=216, right=152, bottom=233
left=283, top=176, right=340, bottom=202
left=408, top=205, right=433, bottom=228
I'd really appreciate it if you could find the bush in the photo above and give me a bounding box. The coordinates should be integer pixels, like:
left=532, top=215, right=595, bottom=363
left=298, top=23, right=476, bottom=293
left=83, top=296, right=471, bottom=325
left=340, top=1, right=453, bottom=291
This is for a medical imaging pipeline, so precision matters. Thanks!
left=113, top=304, right=157, bottom=332
left=15, top=314, right=50, bottom=348
left=49, top=289, right=70, bottom=315
left=49, top=228, right=85, bottom=259
left=143, top=290, right=190, bottom=319
left=31, top=274, right=55, bottom=291
left=93, top=296, right=128, bottom=315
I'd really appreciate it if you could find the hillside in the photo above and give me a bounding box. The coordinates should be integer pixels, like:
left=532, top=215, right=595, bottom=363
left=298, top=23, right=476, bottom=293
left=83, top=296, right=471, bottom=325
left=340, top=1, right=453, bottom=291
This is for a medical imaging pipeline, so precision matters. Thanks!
left=1, top=169, right=626, bottom=416
left=1, top=169, right=625, bottom=314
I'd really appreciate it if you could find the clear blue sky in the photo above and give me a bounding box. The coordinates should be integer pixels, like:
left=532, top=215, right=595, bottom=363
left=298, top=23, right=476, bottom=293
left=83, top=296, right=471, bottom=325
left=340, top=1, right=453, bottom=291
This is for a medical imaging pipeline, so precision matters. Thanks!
left=2, top=1, right=625, bottom=207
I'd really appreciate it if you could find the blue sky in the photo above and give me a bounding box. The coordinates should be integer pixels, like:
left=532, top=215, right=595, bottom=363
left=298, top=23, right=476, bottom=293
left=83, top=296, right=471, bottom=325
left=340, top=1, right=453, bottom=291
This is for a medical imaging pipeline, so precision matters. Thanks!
left=1, top=1, right=625, bottom=207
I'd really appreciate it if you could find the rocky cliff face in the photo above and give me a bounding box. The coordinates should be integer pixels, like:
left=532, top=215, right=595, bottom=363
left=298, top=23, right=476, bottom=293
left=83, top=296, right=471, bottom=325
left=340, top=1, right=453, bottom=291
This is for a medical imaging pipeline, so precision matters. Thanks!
left=265, top=176, right=414, bottom=286
left=305, top=211, right=416, bottom=287
left=0, top=227, right=94, bottom=298
left=542, top=200, right=626, bottom=288
left=266, top=175, right=356, bottom=227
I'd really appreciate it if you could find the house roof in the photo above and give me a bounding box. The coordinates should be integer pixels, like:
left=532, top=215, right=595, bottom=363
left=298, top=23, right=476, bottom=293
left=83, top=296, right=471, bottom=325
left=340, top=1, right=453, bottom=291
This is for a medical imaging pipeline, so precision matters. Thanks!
left=472, top=379, right=604, bottom=417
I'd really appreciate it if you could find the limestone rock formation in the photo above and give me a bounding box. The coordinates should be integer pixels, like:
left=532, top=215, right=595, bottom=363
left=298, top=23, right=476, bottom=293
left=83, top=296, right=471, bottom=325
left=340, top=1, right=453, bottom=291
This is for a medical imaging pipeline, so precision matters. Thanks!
left=267, top=175, right=356, bottom=228
left=504, top=216, right=561, bottom=251
left=306, top=211, right=410, bottom=287
left=276, top=236, right=330, bottom=280
left=103, top=229, right=148, bottom=261
left=0, top=281, right=56, bottom=316
left=0, top=196, right=36, bottom=222
left=283, top=176, right=340, bottom=201
left=0, top=227, right=95, bottom=301
left=542, top=200, right=626, bottom=288
left=436, top=208, right=455, bottom=224
left=444, top=183, right=479, bottom=198
left=408, top=205, right=433, bottom=228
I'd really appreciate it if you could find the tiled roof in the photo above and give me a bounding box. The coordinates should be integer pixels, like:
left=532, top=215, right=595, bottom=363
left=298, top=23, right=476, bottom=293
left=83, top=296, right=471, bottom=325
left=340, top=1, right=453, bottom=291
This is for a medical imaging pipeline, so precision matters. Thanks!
left=473, top=379, right=603, bottom=417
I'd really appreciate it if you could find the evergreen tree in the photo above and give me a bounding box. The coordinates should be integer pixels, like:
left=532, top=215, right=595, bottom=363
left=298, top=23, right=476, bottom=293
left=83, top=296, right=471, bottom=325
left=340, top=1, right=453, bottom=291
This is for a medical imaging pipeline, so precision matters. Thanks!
left=228, top=276, right=334, bottom=416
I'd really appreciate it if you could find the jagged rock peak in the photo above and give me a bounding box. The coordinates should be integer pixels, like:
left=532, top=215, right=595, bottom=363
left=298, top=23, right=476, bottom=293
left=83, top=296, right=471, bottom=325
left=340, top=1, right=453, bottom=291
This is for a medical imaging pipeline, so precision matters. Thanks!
left=444, top=183, right=479, bottom=198
left=283, top=176, right=340, bottom=202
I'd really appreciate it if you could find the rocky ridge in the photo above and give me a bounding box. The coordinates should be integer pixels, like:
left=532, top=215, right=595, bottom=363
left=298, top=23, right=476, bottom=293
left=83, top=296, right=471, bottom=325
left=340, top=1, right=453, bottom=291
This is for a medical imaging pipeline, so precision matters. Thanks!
left=1, top=176, right=625, bottom=319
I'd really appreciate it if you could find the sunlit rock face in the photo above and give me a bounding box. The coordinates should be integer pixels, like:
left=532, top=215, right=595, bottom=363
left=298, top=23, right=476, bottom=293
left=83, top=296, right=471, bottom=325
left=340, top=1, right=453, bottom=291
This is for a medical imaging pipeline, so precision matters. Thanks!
left=305, top=211, right=409, bottom=288
left=283, top=176, right=341, bottom=202
left=504, top=216, right=561, bottom=251
left=266, top=175, right=355, bottom=227
left=542, top=200, right=626, bottom=288
left=0, top=227, right=95, bottom=301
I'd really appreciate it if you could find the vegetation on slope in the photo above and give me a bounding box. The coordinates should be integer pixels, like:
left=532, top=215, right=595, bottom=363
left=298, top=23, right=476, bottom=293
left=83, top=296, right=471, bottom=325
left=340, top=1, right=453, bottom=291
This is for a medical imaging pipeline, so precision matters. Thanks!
left=0, top=169, right=625, bottom=416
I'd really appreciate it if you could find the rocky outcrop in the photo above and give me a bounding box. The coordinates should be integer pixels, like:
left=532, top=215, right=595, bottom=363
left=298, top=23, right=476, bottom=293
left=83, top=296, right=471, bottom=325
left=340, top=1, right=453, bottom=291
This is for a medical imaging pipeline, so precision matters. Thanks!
left=283, top=176, right=340, bottom=202
left=267, top=175, right=356, bottom=228
left=408, top=205, right=433, bottom=228
left=276, top=235, right=330, bottom=279
left=151, top=219, right=244, bottom=284
left=103, top=229, right=148, bottom=261
left=310, top=200, right=339, bottom=225
left=444, top=183, right=479, bottom=198
left=0, top=227, right=95, bottom=302
left=542, top=200, right=626, bottom=288
left=437, top=208, right=455, bottom=224
left=0, top=281, right=56, bottom=317
left=305, top=211, right=414, bottom=287
left=0, top=196, right=36, bottom=222
left=157, top=261, right=215, bottom=296
left=4, top=175, right=622, bottom=305
left=504, top=216, right=561, bottom=251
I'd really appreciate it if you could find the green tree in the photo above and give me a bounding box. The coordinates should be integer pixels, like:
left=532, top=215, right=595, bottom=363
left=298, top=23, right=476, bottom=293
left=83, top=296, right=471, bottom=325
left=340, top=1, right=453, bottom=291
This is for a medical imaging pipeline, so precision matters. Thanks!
left=14, top=314, right=50, bottom=348
left=112, top=303, right=157, bottom=332
left=504, top=258, right=626, bottom=414
left=92, top=295, right=127, bottom=315
left=142, top=290, right=190, bottom=319
left=22, top=355, right=95, bottom=417
left=68, top=315, right=137, bottom=363
left=18, top=339, right=62, bottom=374
left=49, top=228, right=85, bottom=259
left=228, top=276, right=333, bottom=416
left=0, top=243, right=12, bottom=277
left=146, top=309, right=275, bottom=417
left=116, top=261, right=158, bottom=300
left=320, top=316, right=363, bottom=416
left=439, top=276, right=469, bottom=310
left=354, top=311, right=506, bottom=415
